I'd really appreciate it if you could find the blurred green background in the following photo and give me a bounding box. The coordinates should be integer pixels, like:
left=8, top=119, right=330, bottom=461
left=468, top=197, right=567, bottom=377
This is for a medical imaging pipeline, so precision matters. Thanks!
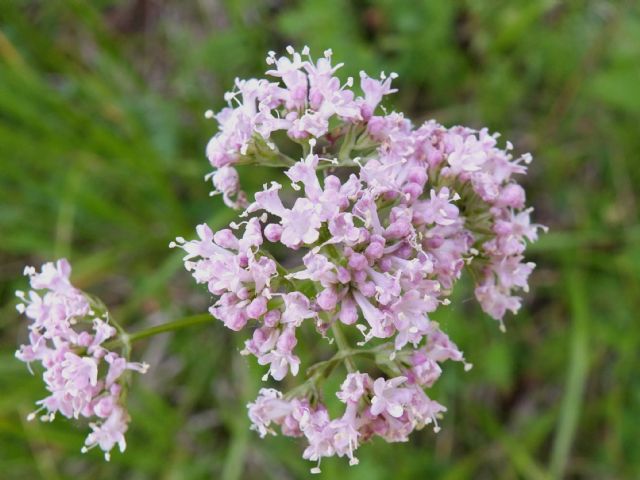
left=1, top=1, right=639, bottom=479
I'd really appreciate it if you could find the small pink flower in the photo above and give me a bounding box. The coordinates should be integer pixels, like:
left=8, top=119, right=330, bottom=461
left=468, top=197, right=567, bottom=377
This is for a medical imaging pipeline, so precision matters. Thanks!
left=280, top=198, right=322, bottom=248
left=83, top=406, right=129, bottom=461
left=247, top=388, right=295, bottom=438
left=337, top=372, right=371, bottom=404
left=370, top=376, right=413, bottom=418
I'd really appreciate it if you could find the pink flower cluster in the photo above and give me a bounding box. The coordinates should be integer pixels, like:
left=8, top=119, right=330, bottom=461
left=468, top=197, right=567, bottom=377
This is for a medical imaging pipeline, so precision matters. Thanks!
left=203, top=46, right=395, bottom=208
left=177, top=46, right=544, bottom=472
left=15, top=259, right=148, bottom=461
left=247, top=326, right=465, bottom=471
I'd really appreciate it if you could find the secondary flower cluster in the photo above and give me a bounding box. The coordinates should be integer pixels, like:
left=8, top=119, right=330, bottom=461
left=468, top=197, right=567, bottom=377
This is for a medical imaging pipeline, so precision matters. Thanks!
left=175, top=47, right=544, bottom=472
left=15, top=260, right=148, bottom=461
left=247, top=331, right=464, bottom=471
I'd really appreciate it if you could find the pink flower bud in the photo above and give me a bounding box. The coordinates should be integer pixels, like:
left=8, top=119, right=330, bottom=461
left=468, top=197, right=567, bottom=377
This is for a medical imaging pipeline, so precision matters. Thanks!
left=264, top=223, right=283, bottom=242
left=316, top=288, right=338, bottom=311
left=348, top=253, right=368, bottom=271
left=496, top=183, right=526, bottom=208
left=276, top=328, right=297, bottom=353
left=214, top=229, right=238, bottom=249
left=407, top=167, right=427, bottom=185
left=339, top=296, right=358, bottom=324
left=263, top=309, right=281, bottom=327
left=247, top=297, right=268, bottom=319
left=364, top=241, right=384, bottom=260
left=337, top=267, right=351, bottom=284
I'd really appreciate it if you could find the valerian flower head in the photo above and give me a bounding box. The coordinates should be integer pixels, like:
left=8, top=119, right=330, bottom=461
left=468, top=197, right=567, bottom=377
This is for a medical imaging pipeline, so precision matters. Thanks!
left=174, top=46, right=545, bottom=472
left=15, top=259, right=148, bottom=461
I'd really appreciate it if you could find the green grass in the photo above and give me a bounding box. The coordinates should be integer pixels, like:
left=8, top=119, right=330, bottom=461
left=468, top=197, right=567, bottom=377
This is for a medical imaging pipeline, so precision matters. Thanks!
left=1, top=1, right=639, bottom=478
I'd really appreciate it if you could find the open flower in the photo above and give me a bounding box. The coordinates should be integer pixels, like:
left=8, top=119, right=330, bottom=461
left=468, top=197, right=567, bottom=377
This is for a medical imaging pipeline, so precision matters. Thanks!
left=370, top=377, right=413, bottom=418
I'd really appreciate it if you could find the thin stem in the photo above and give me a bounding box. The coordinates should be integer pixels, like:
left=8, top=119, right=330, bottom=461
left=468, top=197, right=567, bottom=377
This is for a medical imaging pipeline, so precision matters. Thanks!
left=305, top=344, right=388, bottom=376
left=337, top=125, right=357, bottom=162
left=288, top=343, right=392, bottom=400
left=104, top=313, right=213, bottom=350
left=331, top=322, right=356, bottom=373
left=221, top=348, right=251, bottom=480
left=549, top=267, right=589, bottom=479
left=129, top=313, right=213, bottom=342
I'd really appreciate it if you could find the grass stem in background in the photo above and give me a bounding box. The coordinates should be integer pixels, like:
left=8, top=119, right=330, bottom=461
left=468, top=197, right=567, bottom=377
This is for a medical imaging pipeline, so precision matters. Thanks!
left=550, top=267, right=590, bottom=478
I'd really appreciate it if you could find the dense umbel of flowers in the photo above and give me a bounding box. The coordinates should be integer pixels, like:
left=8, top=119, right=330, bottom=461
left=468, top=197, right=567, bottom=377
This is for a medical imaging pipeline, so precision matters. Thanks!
left=15, top=260, right=148, bottom=460
left=173, top=47, right=544, bottom=472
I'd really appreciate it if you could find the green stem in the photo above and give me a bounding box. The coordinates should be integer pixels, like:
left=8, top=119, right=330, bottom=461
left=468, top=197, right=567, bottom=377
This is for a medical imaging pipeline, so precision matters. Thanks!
left=287, top=343, right=391, bottom=400
left=305, top=345, right=387, bottom=375
left=549, top=267, right=589, bottom=479
left=221, top=345, right=251, bottom=480
left=337, top=125, right=357, bottom=162
left=105, top=313, right=213, bottom=349
left=331, top=322, right=356, bottom=373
